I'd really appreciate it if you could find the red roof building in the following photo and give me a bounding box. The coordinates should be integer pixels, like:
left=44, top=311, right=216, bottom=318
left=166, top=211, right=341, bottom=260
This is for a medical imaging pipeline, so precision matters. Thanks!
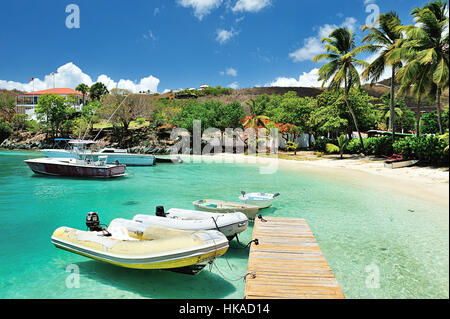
left=16, top=88, right=87, bottom=118
left=21, top=88, right=84, bottom=96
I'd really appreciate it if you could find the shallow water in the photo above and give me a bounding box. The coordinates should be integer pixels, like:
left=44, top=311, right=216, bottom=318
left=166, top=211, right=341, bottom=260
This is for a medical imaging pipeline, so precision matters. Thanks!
left=0, top=151, right=448, bottom=299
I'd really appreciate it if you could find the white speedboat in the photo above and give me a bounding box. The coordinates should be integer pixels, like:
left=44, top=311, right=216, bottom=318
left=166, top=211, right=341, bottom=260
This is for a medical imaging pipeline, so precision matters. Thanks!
left=93, top=148, right=155, bottom=166
left=133, top=207, right=249, bottom=240
left=193, top=199, right=259, bottom=220
left=239, top=191, right=280, bottom=209
left=41, top=140, right=155, bottom=166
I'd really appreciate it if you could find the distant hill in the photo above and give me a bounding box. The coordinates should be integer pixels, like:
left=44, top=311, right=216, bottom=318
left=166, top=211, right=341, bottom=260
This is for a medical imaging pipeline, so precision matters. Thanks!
left=159, top=85, right=448, bottom=113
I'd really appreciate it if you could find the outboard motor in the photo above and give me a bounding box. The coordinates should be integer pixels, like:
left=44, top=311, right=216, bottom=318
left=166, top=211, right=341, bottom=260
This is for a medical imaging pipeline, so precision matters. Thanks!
left=155, top=206, right=166, bottom=217
left=86, top=212, right=106, bottom=232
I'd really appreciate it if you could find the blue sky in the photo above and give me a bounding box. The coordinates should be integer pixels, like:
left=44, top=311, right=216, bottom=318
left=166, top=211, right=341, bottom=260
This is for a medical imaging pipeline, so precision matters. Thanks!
left=0, top=0, right=430, bottom=93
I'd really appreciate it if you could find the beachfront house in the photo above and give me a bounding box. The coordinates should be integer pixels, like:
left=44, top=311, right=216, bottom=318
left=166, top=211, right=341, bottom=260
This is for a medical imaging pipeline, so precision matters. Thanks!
left=199, top=84, right=210, bottom=90
left=15, top=88, right=86, bottom=119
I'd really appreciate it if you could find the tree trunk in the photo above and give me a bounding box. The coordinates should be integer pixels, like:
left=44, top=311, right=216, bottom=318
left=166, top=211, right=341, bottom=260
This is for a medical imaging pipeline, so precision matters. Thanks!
left=390, top=67, right=396, bottom=143
left=345, top=88, right=366, bottom=155
left=416, top=99, right=422, bottom=137
left=436, top=87, right=443, bottom=135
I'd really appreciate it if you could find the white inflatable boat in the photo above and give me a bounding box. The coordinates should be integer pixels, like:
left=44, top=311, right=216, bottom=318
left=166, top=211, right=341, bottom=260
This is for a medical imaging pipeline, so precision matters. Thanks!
left=133, top=207, right=249, bottom=240
left=239, top=191, right=280, bottom=209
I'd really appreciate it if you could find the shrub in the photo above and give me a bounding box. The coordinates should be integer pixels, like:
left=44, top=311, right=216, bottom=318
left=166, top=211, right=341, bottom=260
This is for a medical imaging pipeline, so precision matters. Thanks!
left=135, top=117, right=146, bottom=125
left=285, top=141, right=299, bottom=154
left=11, top=114, right=30, bottom=130
left=346, top=138, right=363, bottom=154
left=0, top=120, right=12, bottom=143
left=346, top=137, right=393, bottom=156
left=393, top=135, right=449, bottom=166
left=312, top=138, right=338, bottom=152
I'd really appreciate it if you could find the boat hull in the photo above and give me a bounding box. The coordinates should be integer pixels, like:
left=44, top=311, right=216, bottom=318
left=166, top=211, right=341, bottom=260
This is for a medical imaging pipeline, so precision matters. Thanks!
left=133, top=210, right=249, bottom=239
left=193, top=200, right=259, bottom=220
left=51, top=226, right=228, bottom=273
left=41, top=149, right=155, bottom=166
left=384, top=159, right=419, bottom=169
left=41, top=150, right=75, bottom=159
left=25, top=159, right=126, bottom=178
left=92, top=154, right=155, bottom=166
left=239, top=196, right=273, bottom=209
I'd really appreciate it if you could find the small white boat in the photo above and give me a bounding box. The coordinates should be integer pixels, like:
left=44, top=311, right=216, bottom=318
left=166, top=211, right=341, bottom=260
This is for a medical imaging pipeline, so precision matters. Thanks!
left=239, top=191, right=280, bottom=209
left=51, top=213, right=228, bottom=274
left=133, top=207, right=249, bottom=240
left=93, top=148, right=156, bottom=166
left=193, top=199, right=259, bottom=220
left=384, top=159, right=419, bottom=169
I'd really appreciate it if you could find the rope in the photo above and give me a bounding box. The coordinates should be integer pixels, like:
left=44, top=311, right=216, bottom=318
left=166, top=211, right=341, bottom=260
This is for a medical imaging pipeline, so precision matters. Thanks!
left=211, top=261, right=256, bottom=282
left=211, top=217, right=220, bottom=231
left=81, top=102, right=101, bottom=140
left=93, top=94, right=131, bottom=141
left=257, top=214, right=268, bottom=222
left=235, top=234, right=259, bottom=249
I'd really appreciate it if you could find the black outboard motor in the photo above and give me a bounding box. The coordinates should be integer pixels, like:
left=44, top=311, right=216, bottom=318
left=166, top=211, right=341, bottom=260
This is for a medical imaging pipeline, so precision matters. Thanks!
left=155, top=206, right=166, bottom=217
left=86, top=212, right=106, bottom=232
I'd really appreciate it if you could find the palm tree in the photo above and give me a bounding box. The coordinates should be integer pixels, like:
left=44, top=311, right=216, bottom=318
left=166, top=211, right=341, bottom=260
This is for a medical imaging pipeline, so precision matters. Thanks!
left=75, top=83, right=89, bottom=106
left=326, top=134, right=349, bottom=159
left=361, top=11, right=403, bottom=143
left=395, top=62, right=435, bottom=136
left=242, top=99, right=270, bottom=129
left=389, top=0, right=449, bottom=134
left=313, top=27, right=369, bottom=155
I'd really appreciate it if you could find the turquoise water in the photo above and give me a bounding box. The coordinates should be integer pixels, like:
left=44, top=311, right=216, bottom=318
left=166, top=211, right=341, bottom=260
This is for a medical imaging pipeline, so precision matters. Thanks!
left=0, top=150, right=448, bottom=299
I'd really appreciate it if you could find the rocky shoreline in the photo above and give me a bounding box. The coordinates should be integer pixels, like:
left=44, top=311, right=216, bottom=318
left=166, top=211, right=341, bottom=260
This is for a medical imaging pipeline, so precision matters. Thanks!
left=0, top=127, right=175, bottom=155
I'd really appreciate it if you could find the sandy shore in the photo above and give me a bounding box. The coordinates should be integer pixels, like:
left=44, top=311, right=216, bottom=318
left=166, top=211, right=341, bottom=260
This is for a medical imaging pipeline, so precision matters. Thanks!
left=183, top=152, right=449, bottom=208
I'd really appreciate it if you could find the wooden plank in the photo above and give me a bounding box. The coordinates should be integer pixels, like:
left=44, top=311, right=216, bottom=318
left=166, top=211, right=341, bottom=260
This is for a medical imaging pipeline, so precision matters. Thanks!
left=244, top=217, right=345, bottom=299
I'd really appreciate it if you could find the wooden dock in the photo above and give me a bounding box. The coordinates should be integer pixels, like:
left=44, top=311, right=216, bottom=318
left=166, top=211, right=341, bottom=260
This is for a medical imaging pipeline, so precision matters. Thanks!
left=244, top=217, right=345, bottom=299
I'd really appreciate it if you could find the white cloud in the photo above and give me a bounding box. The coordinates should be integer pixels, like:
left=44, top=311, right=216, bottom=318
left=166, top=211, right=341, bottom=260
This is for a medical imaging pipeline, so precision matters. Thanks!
left=216, top=28, right=238, bottom=44
left=177, top=0, right=223, bottom=20
left=266, top=68, right=322, bottom=88
left=289, top=17, right=358, bottom=62
left=221, top=67, right=238, bottom=77
left=143, top=30, right=157, bottom=41
left=228, top=82, right=239, bottom=89
left=232, top=0, right=271, bottom=13
left=0, top=62, right=161, bottom=94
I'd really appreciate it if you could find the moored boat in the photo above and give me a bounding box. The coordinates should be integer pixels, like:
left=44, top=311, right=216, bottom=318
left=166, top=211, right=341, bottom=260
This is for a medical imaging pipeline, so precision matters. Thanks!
left=24, top=157, right=126, bottom=178
left=155, top=156, right=183, bottom=164
left=92, top=148, right=155, bottom=166
left=51, top=214, right=229, bottom=274
left=41, top=141, right=156, bottom=166
left=384, top=159, right=419, bottom=169
left=239, top=191, right=280, bottom=209
left=193, top=199, right=259, bottom=220
left=133, top=206, right=248, bottom=240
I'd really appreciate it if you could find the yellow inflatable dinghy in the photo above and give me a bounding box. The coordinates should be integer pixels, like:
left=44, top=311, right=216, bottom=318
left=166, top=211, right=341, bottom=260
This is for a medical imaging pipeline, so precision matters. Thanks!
left=51, top=217, right=229, bottom=274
